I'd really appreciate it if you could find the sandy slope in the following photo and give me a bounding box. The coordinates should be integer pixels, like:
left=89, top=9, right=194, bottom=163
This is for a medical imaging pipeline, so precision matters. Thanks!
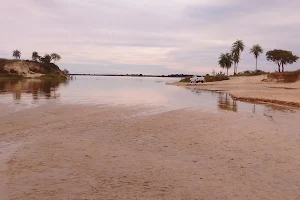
left=1, top=104, right=300, bottom=200
left=170, top=75, right=300, bottom=107
left=3, top=61, right=43, bottom=78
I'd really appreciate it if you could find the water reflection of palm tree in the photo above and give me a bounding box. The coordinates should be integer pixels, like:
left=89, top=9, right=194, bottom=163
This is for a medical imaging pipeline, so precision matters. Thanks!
left=253, top=103, right=256, bottom=113
left=218, top=93, right=238, bottom=112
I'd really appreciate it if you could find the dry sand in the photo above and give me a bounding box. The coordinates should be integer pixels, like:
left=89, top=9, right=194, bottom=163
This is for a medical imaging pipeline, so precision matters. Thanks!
left=169, top=75, right=300, bottom=107
left=3, top=61, right=44, bottom=78
left=1, top=103, right=300, bottom=200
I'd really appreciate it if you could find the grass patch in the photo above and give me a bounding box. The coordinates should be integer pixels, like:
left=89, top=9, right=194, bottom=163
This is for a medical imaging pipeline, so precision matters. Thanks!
left=235, top=70, right=268, bottom=76
left=268, top=70, right=300, bottom=83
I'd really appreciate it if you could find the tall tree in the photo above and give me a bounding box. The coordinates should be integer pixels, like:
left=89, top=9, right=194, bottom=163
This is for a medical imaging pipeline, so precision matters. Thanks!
left=51, top=53, right=61, bottom=63
left=12, top=50, right=21, bottom=60
left=250, top=44, right=263, bottom=70
left=40, top=54, right=52, bottom=64
left=266, top=49, right=299, bottom=72
left=219, top=53, right=233, bottom=76
left=32, top=51, right=40, bottom=62
left=231, top=40, right=245, bottom=74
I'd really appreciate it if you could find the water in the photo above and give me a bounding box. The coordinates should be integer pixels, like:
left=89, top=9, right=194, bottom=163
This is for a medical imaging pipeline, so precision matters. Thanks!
left=0, top=76, right=298, bottom=115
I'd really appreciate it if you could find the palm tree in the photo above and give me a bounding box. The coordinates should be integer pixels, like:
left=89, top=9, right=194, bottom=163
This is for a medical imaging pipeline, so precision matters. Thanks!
left=219, top=53, right=233, bottom=76
left=250, top=44, right=263, bottom=70
left=12, top=50, right=21, bottom=60
left=218, top=54, right=226, bottom=72
left=231, top=51, right=240, bottom=74
left=231, top=40, right=245, bottom=74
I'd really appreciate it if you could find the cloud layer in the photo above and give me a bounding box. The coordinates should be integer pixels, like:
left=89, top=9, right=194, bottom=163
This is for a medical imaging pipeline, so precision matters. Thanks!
left=1, top=0, right=300, bottom=74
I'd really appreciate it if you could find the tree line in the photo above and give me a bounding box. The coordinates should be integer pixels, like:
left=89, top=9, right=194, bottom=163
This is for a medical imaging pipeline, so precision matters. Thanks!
left=12, top=50, right=62, bottom=64
left=218, top=40, right=299, bottom=75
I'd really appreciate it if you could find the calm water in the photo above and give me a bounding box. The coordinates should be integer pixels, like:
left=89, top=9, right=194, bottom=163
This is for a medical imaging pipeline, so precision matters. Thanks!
left=0, top=76, right=297, bottom=115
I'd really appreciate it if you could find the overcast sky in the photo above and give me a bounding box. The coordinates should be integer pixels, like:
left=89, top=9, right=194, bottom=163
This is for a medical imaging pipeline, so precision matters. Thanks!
left=1, top=0, right=299, bottom=75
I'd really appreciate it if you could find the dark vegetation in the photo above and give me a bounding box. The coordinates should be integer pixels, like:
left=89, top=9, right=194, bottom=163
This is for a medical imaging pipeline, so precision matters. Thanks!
left=235, top=70, right=268, bottom=76
left=205, top=75, right=229, bottom=82
left=217, top=41, right=299, bottom=83
left=231, top=40, right=245, bottom=74
left=250, top=44, right=263, bottom=70
left=219, top=40, right=264, bottom=75
left=180, top=75, right=229, bottom=83
left=218, top=53, right=233, bottom=76
left=266, top=49, right=299, bottom=72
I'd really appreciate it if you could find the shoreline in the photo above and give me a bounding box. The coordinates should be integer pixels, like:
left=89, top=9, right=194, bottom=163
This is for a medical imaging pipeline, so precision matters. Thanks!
left=168, top=75, right=300, bottom=108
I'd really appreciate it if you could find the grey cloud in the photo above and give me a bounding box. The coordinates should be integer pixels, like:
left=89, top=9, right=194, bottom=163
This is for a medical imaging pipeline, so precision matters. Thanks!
left=1, top=0, right=300, bottom=74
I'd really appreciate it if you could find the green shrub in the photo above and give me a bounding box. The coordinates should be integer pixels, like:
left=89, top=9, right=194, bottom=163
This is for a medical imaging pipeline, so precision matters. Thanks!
left=205, top=75, right=229, bottom=82
left=235, top=70, right=268, bottom=76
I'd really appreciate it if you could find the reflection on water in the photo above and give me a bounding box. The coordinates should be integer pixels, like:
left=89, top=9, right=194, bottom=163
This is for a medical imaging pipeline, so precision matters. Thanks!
left=218, top=93, right=237, bottom=112
left=0, top=78, right=68, bottom=101
left=186, top=87, right=296, bottom=114
left=0, top=76, right=298, bottom=115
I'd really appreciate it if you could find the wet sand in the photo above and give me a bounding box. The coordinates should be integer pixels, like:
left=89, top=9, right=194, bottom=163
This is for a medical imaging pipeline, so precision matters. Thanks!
left=169, top=75, right=300, bottom=107
left=1, top=104, right=300, bottom=199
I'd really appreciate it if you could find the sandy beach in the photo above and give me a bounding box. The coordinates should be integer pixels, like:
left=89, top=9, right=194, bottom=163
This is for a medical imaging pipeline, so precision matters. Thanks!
left=169, top=75, right=300, bottom=107
left=1, top=103, right=300, bottom=200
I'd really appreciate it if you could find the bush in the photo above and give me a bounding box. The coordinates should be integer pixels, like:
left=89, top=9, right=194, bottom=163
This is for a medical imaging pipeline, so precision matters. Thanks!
left=205, top=75, right=229, bottom=82
left=235, top=70, right=268, bottom=76
left=268, top=70, right=300, bottom=83
left=63, top=69, right=70, bottom=75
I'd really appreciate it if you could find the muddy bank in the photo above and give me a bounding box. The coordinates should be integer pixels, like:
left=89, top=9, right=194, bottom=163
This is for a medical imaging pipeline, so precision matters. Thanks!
left=169, top=75, right=300, bottom=108
left=1, top=104, right=300, bottom=199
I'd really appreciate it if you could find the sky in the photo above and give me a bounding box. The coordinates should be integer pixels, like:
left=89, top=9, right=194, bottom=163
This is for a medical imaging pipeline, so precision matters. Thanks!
left=0, top=0, right=300, bottom=75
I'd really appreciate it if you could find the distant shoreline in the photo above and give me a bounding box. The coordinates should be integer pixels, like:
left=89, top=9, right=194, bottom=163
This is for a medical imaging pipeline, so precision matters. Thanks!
left=68, top=74, right=191, bottom=78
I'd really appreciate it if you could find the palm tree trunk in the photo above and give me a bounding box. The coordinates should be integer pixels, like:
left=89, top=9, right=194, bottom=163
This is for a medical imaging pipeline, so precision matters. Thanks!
left=235, top=63, right=237, bottom=75
left=234, top=63, right=236, bottom=75
left=227, top=68, right=228, bottom=76
left=256, top=58, right=258, bottom=71
left=236, top=63, right=238, bottom=74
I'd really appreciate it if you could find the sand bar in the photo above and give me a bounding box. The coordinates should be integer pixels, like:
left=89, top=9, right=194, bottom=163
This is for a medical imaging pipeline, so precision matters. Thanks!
left=169, top=75, right=300, bottom=107
left=1, top=103, right=300, bottom=199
